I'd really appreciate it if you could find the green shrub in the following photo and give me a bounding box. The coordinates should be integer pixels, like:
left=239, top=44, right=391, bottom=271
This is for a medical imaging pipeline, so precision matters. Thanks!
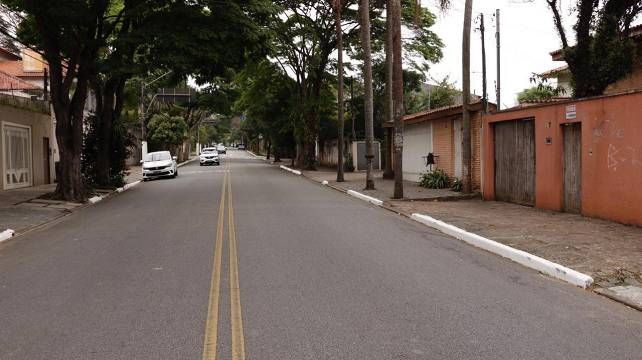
left=451, top=178, right=463, bottom=192
left=419, top=169, right=451, bottom=189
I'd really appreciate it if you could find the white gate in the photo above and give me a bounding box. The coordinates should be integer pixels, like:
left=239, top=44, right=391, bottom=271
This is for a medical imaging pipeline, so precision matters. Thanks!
left=3, top=123, right=32, bottom=190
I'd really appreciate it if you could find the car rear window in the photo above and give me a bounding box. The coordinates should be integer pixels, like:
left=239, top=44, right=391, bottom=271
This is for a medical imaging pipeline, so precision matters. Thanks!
left=144, top=152, right=170, bottom=161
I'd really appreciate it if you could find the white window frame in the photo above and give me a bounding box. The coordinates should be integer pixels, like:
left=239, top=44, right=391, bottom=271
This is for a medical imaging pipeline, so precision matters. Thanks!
left=2, top=121, right=33, bottom=190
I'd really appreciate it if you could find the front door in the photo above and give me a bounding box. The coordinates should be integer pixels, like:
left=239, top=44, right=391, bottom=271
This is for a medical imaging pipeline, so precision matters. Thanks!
left=563, top=123, right=582, bottom=213
left=43, top=137, right=51, bottom=184
left=3, top=123, right=32, bottom=190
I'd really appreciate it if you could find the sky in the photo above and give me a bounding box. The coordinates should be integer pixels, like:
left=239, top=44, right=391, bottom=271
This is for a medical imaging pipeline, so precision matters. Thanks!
left=422, top=0, right=568, bottom=108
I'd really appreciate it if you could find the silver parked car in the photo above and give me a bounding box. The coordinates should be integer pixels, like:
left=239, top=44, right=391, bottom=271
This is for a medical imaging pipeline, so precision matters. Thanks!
left=141, top=151, right=178, bottom=180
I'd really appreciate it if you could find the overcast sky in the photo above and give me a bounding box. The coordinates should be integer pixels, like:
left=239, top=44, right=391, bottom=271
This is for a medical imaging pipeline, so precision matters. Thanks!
left=422, top=0, right=568, bottom=108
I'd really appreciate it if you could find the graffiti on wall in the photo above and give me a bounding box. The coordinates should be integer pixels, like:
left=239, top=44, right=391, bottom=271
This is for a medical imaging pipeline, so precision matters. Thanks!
left=593, top=119, right=641, bottom=171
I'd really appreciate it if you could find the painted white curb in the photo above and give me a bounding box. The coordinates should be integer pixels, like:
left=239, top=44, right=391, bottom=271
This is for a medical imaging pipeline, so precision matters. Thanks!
left=410, top=213, right=594, bottom=288
left=279, top=165, right=302, bottom=175
left=177, top=158, right=195, bottom=168
left=123, top=180, right=141, bottom=191
left=88, top=196, right=103, bottom=204
left=347, top=190, right=384, bottom=206
left=0, top=229, right=15, bottom=242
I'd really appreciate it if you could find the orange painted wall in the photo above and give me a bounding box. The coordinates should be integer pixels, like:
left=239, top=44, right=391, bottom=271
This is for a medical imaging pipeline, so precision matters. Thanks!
left=432, top=118, right=454, bottom=176
left=483, top=91, right=642, bottom=226
left=430, top=115, right=482, bottom=190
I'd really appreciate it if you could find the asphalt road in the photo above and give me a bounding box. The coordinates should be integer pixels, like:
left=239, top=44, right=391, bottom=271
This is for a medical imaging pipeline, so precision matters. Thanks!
left=0, top=150, right=641, bottom=360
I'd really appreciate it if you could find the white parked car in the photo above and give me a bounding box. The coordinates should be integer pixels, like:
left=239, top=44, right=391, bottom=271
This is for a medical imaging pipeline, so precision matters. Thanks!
left=216, top=144, right=226, bottom=154
left=199, top=147, right=220, bottom=166
left=141, top=151, right=178, bottom=180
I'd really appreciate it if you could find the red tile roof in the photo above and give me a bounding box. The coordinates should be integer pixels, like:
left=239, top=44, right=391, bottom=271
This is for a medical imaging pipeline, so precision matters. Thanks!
left=0, top=60, right=46, bottom=78
left=0, top=70, right=39, bottom=91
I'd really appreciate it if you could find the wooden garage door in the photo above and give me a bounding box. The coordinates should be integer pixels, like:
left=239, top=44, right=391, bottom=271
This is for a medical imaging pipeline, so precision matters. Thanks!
left=494, top=119, right=535, bottom=205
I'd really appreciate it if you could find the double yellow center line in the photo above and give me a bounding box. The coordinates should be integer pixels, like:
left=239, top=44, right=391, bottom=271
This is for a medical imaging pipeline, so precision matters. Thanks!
left=202, top=160, right=246, bottom=360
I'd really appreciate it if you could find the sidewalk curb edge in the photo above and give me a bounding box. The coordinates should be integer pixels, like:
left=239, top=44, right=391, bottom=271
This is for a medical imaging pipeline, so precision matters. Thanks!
left=410, top=213, right=594, bottom=288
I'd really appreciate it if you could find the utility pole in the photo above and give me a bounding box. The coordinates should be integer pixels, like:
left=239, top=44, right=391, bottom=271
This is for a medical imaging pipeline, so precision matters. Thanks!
left=390, top=0, right=404, bottom=199
left=360, top=0, right=375, bottom=190
left=382, top=2, right=394, bottom=180
left=335, top=0, right=345, bottom=182
left=462, top=0, right=473, bottom=194
left=495, top=8, right=501, bottom=111
left=480, top=13, right=488, bottom=113
left=350, top=77, right=355, bottom=142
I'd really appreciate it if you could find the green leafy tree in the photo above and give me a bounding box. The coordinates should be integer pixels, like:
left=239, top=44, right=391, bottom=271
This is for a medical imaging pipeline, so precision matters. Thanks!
left=270, top=0, right=442, bottom=169
left=234, top=61, right=299, bottom=162
left=517, top=87, right=558, bottom=104
left=546, top=0, right=642, bottom=97
left=4, top=0, right=273, bottom=199
left=147, top=113, right=188, bottom=151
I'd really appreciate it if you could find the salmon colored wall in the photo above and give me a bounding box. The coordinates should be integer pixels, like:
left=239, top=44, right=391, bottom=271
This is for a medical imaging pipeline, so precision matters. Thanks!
left=471, top=113, right=482, bottom=190
left=430, top=115, right=482, bottom=190
left=483, top=91, right=642, bottom=226
left=432, top=118, right=454, bottom=176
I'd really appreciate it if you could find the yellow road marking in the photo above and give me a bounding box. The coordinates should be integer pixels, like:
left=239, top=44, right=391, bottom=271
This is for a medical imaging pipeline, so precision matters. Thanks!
left=202, top=171, right=227, bottom=360
left=228, top=165, right=246, bottom=360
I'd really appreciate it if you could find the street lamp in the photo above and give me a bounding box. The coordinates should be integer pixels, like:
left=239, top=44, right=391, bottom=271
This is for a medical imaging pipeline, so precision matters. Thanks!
left=139, top=71, right=171, bottom=159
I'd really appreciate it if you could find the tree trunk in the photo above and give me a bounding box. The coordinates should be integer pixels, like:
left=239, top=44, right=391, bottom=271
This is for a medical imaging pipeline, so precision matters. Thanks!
left=335, top=1, right=345, bottom=182
left=95, top=79, right=118, bottom=188
left=52, top=77, right=89, bottom=202
left=383, top=2, right=395, bottom=180
left=390, top=0, right=404, bottom=199
left=266, top=141, right=271, bottom=160
left=461, top=0, right=473, bottom=193
left=360, top=0, right=375, bottom=190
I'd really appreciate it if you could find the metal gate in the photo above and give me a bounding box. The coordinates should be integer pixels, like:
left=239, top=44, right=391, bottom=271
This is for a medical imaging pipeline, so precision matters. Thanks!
left=494, top=118, right=535, bottom=205
left=563, top=123, right=582, bottom=213
left=3, top=123, right=32, bottom=189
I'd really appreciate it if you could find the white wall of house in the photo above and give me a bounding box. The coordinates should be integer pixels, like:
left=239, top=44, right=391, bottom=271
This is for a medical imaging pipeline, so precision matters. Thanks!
left=402, top=122, right=433, bottom=182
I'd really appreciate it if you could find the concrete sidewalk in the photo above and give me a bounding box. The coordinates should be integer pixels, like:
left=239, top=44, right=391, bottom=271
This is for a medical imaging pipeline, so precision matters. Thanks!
left=388, top=199, right=642, bottom=309
left=301, top=167, right=472, bottom=201
left=0, top=165, right=144, bottom=235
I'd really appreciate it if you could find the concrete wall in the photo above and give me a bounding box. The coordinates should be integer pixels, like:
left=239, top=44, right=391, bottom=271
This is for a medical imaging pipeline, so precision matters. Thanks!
left=0, top=103, right=53, bottom=190
left=403, top=122, right=433, bottom=182
left=483, top=90, right=642, bottom=226
left=319, top=139, right=340, bottom=167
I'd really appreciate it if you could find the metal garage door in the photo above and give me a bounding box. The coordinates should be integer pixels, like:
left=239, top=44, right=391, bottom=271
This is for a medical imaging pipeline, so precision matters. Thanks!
left=494, top=118, right=535, bottom=205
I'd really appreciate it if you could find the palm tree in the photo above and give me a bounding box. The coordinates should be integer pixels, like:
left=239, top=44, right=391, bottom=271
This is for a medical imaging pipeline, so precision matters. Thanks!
left=437, top=0, right=473, bottom=193
left=360, top=0, right=375, bottom=190
left=334, top=0, right=345, bottom=182
left=389, top=0, right=404, bottom=198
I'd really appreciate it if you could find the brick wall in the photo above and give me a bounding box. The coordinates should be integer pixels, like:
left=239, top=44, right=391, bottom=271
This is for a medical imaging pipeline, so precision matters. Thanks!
left=432, top=118, right=454, bottom=177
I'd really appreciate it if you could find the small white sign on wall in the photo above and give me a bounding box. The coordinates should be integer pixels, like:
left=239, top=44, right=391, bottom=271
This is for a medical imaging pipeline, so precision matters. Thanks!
left=566, top=104, right=577, bottom=120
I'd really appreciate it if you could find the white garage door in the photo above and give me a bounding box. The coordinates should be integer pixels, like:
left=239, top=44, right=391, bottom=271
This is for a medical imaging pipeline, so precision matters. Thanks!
left=3, top=123, right=32, bottom=190
left=402, top=122, right=432, bottom=182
